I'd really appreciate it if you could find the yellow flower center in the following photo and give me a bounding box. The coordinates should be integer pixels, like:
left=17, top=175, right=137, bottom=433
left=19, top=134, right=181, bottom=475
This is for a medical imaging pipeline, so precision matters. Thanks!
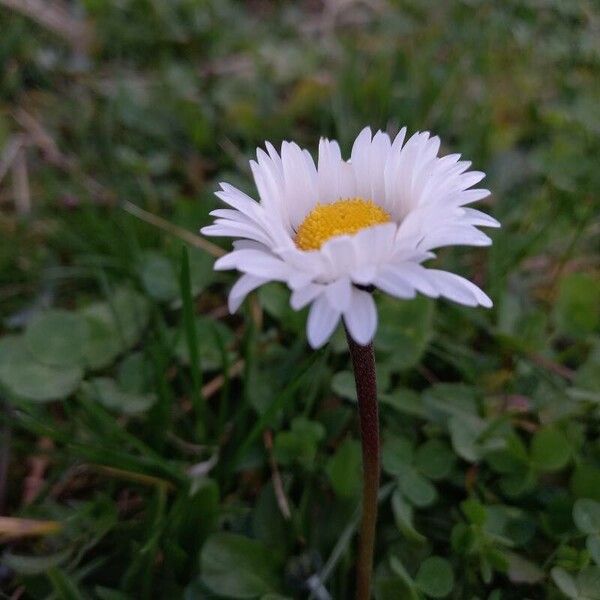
left=294, top=198, right=391, bottom=251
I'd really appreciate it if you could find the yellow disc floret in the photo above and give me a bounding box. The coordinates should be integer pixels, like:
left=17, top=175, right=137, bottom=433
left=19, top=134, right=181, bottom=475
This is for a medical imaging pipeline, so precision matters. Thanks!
left=295, top=198, right=391, bottom=251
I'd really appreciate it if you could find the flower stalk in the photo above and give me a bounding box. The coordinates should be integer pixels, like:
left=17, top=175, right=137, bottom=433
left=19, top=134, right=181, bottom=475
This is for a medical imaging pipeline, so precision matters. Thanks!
left=346, top=329, right=380, bottom=600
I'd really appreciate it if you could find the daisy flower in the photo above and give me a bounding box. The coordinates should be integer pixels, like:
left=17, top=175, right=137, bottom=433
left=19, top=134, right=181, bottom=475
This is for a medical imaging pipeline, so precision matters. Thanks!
left=201, top=127, right=499, bottom=348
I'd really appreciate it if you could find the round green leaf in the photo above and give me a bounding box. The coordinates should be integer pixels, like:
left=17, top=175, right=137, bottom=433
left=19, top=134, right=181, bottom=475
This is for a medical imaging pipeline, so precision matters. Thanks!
left=25, top=309, right=88, bottom=367
left=577, top=566, right=600, bottom=600
left=111, top=287, right=150, bottom=348
left=174, top=317, right=235, bottom=372
left=448, top=415, right=484, bottom=462
left=139, top=250, right=178, bottom=302
left=375, top=296, right=434, bottom=369
left=391, top=487, right=425, bottom=543
left=574, top=499, right=600, bottom=535
left=551, top=567, right=578, bottom=599
left=588, top=536, right=600, bottom=566
left=82, top=377, right=156, bottom=415
left=499, top=468, right=537, bottom=498
left=200, top=533, right=282, bottom=598
left=81, top=309, right=122, bottom=370
left=117, top=352, right=152, bottom=394
left=415, top=557, right=454, bottom=598
left=399, top=466, right=437, bottom=508
left=376, top=566, right=419, bottom=600
left=382, top=434, right=414, bottom=476
left=571, top=464, right=600, bottom=502
left=2, top=548, right=71, bottom=576
left=0, top=336, right=83, bottom=402
left=530, top=427, right=571, bottom=472
left=415, top=439, right=456, bottom=480
left=331, top=371, right=357, bottom=402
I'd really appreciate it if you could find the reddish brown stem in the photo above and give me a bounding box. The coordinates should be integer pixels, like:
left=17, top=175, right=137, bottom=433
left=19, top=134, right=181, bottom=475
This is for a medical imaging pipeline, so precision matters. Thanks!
left=346, top=331, right=380, bottom=600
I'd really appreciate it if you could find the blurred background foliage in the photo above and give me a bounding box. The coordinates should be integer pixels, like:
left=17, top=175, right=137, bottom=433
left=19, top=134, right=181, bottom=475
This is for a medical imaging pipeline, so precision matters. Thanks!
left=0, top=0, right=599, bottom=598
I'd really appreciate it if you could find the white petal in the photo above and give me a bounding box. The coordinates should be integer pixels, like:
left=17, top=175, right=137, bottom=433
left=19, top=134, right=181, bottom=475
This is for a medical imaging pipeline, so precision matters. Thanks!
left=215, top=249, right=292, bottom=280
left=350, top=265, right=377, bottom=285
left=426, top=270, right=492, bottom=308
left=453, top=188, right=491, bottom=206
left=461, top=208, right=501, bottom=228
left=419, top=226, right=492, bottom=251
left=374, top=266, right=417, bottom=299
left=228, top=274, right=268, bottom=313
left=325, top=276, right=352, bottom=312
left=202, top=221, right=272, bottom=246
left=317, top=138, right=343, bottom=203
left=307, top=294, right=341, bottom=348
left=385, top=262, right=439, bottom=297
left=281, top=141, right=318, bottom=228
left=321, top=235, right=357, bottom=277
left=343, top=288, right=378, bottom=346
left=290, top=283, right=324, bottom=310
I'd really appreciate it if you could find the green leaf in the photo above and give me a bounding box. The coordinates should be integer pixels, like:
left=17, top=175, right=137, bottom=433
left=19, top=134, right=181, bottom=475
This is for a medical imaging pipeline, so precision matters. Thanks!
left=505, top=552, right=545, bottom=584
left=380, top=558, right=420, bottom=600
left=2, top=548, right=71, bottom=575
left=572, top=465, right=600, bottom=502
left=391, top=487, right=425, bottom=543
left=422, top=383, right=479, bottom=421
left=448, top=415, right=485, bottom=462
left=258, top=283, right=305, bottom=333
left=81, top=309, right=122, bottom=370
left=331, top=371, right=357, bottom=402
left=415, top=557, right=455, bottom=598
left=381, top=434, right=414, bottom=476
left=415, top=439, right=456, bottom=480
left=82, top=377, right=156, bottom=415
left=110, top=287, right=151, bottom=349
left=380, top=388, right=426, bottom=418
left=81, top=287, right=150, bottom=356
left=530, top=427, right=571, bottom=472
left=551, top=567, right=579, bottom=599
left=187, top=247, right=217, bottom=294
left=139, top=250, right=179, bottom=302
left=0, top=336, right=83, bottom=402
left=375, top=296, right=434, bottom=369
left=326, top=438, right=362, bottom=498
left=24, top=309, right=88, bottom=367
left=554, top=273, right=600, bottom=337
left=575, top=343, right=600, bottom=394
left=273, top=417, right=325, bottom=468
left=588, top=536, right=600, bottom=566
left=95, top=587, right=134, bottom=600
left=398, top=466, right=437, bottom=508
left=180, top=246, right=205, bottom=422
left=117, top=352, right=152, bottom=394
left=252, top=483, right=288, bottom=555
left=47, top=567, right=84, bottom=600
left=174, top=317, right=234, bottom=372
left=577, top=566, right=600, bottom=600
left=200, top=533, right=282, bottom=598
left=486, top=433, right=529, bottom=475
left=461, top=498, right=487, bottom=526
left=573, top=499, right=600, bottom=535
left=499, top=468, right=537, bottom=498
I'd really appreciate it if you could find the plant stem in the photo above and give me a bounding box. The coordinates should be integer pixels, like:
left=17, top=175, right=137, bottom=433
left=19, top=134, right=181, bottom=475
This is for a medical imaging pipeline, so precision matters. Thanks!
left=346, top=330, right=380, bottom=600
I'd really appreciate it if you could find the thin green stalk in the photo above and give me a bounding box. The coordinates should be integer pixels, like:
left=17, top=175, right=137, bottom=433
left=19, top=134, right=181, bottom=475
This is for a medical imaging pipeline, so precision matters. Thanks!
left=180, top=246, right=207, bottom=435
left=346, top=331, right=380, bottom=600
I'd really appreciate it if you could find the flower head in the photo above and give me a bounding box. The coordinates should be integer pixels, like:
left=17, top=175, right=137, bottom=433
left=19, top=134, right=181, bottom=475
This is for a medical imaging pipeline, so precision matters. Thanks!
left=201, top=127, right=499, bottom=348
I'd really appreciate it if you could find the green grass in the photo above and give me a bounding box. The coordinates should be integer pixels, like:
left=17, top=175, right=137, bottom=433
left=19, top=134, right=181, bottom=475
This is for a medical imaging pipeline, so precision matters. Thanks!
left=0, top=1, right=599, bottom=598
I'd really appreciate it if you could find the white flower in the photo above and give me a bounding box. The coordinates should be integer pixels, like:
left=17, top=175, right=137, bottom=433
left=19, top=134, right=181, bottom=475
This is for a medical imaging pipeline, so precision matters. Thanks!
left=201, top=127, right=499, bottom=349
